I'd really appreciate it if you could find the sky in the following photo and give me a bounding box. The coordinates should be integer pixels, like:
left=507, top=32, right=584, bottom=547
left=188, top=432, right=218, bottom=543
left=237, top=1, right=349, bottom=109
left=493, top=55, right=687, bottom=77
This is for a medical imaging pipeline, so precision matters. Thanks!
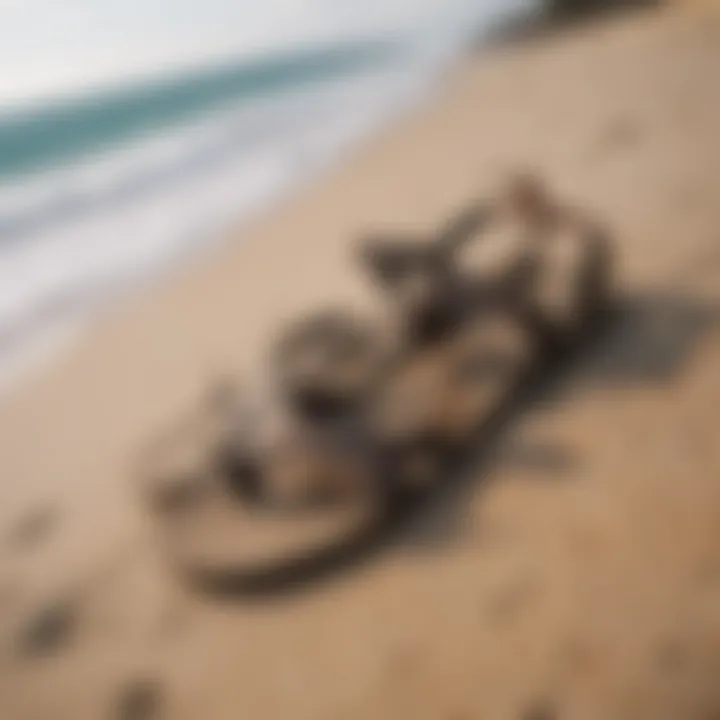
left=0, top=0, right=532, bottom=106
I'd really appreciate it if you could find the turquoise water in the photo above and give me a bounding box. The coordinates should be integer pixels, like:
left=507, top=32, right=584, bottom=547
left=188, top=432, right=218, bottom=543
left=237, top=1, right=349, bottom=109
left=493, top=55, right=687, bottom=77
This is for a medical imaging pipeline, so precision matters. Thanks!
left=0, top=41, right=397, bottom=181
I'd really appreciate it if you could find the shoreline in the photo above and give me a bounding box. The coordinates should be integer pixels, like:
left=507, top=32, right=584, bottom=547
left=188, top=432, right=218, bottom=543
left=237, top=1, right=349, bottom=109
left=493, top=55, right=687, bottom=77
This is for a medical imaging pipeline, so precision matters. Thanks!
left=0, top=20, right=480, bottom=399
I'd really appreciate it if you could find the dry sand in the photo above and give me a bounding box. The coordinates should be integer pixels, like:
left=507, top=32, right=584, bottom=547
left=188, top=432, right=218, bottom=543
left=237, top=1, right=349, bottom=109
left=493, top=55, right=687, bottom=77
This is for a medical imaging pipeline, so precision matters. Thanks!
left=2, top=4, right=720, bottom=719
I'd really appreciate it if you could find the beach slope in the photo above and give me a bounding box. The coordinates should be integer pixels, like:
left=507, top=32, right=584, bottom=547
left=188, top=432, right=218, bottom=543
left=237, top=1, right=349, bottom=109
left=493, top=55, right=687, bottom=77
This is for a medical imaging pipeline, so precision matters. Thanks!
left=2, top=4, right=720, bottom=718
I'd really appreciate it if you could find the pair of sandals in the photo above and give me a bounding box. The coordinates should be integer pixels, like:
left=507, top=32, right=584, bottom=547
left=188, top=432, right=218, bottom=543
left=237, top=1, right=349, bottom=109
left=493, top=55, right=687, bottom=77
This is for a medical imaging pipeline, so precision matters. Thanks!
left=139, top=180, right=613, bottom=592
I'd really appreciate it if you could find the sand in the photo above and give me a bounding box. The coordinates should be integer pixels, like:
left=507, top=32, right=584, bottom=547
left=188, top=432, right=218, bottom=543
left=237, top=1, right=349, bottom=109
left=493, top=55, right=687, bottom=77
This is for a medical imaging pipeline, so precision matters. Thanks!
left=2, top=4, right=720, bottom=719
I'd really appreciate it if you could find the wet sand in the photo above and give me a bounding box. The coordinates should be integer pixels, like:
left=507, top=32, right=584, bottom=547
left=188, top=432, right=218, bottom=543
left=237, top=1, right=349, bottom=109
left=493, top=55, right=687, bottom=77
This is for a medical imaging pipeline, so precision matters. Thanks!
left=2, top=4, right=720, bottom=718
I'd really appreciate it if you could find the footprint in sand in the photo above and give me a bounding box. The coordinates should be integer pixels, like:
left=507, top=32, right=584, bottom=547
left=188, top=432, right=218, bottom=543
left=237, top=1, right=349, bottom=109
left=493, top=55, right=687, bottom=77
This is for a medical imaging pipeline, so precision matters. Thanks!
left=15, top=600, right=76, bottom=659
left=115, top=679, right=163, bottom=720
left=6, top=503, right=58, bottom=552
left=522, top=701, right=557, bottom=720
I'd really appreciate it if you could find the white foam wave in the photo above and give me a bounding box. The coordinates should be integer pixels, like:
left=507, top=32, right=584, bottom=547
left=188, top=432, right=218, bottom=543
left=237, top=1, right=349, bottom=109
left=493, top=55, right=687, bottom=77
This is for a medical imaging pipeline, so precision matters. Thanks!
left=0, top=62, right=437, bottom=393
left=0, top=0, right=537, bottom=394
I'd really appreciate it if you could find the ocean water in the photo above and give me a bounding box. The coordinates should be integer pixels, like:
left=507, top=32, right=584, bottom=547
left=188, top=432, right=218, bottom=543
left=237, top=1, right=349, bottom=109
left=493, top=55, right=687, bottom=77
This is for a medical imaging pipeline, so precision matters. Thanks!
left=0, top=0, right=537, bottom=392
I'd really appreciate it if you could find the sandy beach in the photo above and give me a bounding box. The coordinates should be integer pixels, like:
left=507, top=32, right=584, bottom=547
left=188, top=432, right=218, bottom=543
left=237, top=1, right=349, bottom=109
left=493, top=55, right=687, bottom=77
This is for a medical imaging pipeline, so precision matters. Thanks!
left=2, top=3, right=720, bottom=718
